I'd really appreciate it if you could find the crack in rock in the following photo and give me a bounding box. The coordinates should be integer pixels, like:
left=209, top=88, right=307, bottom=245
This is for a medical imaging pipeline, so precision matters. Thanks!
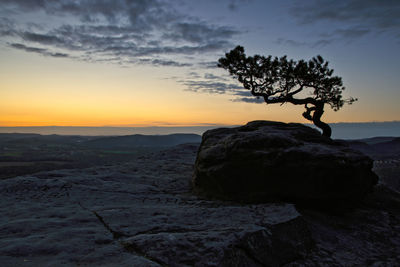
left=92, top=211, right=128, bottom=239
left=78, top=202, right=127, bottom=239
left=78, top=202, right=166, bottom=266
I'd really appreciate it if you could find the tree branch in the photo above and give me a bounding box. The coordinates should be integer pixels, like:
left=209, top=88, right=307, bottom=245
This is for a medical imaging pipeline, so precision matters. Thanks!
left=302, top=104, right=316, bottom=121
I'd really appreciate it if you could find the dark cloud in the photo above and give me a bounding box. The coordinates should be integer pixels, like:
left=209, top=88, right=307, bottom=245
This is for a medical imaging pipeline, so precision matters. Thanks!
left=9, top=43, right=69, bottom=58
left=276, top=38, right=334, bottom=48
left=180, top=73, right=263, bottom=104
left=183, top=80, right=243, bottom=94
left=230, top=89, right=264, bottom=103
left=279, top=0, right=400, bottom=47
left=204, top=73, right=225, bottom=80
left=233, top=90, right=255, bottom=97
left=10, top=43, right=47, bottom=53
left=175, top=52, right=261, bottom=104
left=19, top=32, right=65, bottom=45
left=292, top=0, right=400, bottom=27
left=231, top=97, right=264, bottom=103
left=291, top=0, right=400, bottom=40
left=197, top=61, right=219, bottom=69
left=164, top=22, right=238, bottom=44
left=51, top=52, right=70, bottom=58
left=0, top=0, right=166, bottom=27
left=138, top=58, right=192, bottom=67
left=0, top=0, right=240, bottom=67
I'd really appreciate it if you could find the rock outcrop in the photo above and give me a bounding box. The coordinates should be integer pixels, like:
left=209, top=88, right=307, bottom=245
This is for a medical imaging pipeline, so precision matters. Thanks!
left=193, top=121, right=378, bottom=204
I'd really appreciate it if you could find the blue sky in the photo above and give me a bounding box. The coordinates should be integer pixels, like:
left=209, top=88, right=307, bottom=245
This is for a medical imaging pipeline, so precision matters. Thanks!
left=0, top=0, right=399, bottom=126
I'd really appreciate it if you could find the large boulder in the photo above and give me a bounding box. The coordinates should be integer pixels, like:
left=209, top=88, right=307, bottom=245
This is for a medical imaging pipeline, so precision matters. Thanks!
left=192, top=121, right=378, bottom=204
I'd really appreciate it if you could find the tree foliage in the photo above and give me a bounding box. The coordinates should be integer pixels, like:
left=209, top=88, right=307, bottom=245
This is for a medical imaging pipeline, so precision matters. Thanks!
left=218, top=46, right=357, bottom=138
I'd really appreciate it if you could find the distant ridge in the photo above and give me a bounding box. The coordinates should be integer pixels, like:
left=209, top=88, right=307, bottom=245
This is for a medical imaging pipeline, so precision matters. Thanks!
left=81, top=134, right=201, bottom=149
left=347, top=136, right=400, bottom=159
left=0, top=121, right=399, bottom=139
left=0, top=126, right=223, bottom=136
left=0, top=133, right=201, bottom=150
left=0, top=133, right=97, bottom=146
left=348, top=136, right=397, bottom=145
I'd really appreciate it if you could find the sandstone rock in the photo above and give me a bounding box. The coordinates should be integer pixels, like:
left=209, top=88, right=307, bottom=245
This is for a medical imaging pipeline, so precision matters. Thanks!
left=0, top=144, right=314, bottom=266
left=122, top=205, right=313, bottom=267
left=193, top=121, right=378, bottom=204
left=221, top=216, right=314, bottom=266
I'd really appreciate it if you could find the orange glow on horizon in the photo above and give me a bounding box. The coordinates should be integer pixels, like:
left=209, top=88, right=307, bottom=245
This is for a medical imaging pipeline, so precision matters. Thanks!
left=1, top=50, right=398, bottom=128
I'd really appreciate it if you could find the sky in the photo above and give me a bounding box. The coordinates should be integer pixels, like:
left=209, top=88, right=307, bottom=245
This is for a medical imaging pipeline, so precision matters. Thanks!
left=0, top=0, right=399, bottom=127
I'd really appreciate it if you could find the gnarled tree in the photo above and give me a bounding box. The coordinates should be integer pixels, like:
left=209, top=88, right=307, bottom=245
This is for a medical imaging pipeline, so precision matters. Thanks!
left=218, top=46, right=357, bottom=138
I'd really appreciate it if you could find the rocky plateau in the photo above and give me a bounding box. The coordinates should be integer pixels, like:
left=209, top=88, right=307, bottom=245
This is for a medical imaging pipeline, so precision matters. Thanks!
left=0, top=125, right=399, bottom=266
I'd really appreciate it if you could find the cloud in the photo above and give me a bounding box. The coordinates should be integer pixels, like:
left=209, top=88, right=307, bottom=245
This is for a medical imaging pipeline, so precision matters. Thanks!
left=292, top=0, right=400, bottom=26
left=231, top=97, right=264, bottom=103
left=9, top=43, right=69, bottom=58
left=197, top=61, right=219, bottom=69
left=138, top=58, right=192, bottom=67
left=183, top=80, right=244, bottom=94
left=163, top=22, right=238, bottom=44
left=279, top=0, right=400, bottom=47
left=19, top=32, right=65, bottom=45
left=204, top=73, right=225, bottom=80
left=0, top=0, right=166, bottom=27
left=179, top=72, right=263, bottom=104
left=290, top=0, right=400, bottom=40
left=276, top=38, right=334, bottom=48
left=0, top=0, right=241, bottom=67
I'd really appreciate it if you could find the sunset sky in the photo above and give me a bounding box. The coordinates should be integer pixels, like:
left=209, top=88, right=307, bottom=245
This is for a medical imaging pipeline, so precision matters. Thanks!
left=1, top=0, right=399, bottom=127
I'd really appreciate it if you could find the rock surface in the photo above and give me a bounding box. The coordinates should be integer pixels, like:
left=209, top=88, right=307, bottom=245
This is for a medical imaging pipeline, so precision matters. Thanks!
left=0, top=144, right=312, bottom=266
left=193, top=121, right=378, bottom=204
left=0, top=143, right=399, bottom=266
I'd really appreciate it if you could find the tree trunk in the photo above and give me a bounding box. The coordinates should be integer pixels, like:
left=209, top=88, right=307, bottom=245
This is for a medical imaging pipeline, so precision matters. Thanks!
left=312, top=103, right=332, bottom=138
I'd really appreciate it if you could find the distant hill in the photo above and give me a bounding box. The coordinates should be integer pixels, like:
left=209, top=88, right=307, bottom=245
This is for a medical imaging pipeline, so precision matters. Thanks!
left=2, top=121, right=399, bottom=139
left=353, top=137, right=397, bottom=145
left=0, top=133, right=201, bottom=150
left=347, top=137, right=400, bottom=159
left=1, top=132, right=398, bottom=159
left=371, top=137, right=400, bottom=153
left=0, top=133, right=42, bottom=143
left=81, top=134, right=201, bottom=149
left=0, top=133, right=98, bottom=147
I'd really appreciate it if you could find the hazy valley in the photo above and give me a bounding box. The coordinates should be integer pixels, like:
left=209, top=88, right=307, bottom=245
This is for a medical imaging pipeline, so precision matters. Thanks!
left=0, top=133, right=201, bottom=180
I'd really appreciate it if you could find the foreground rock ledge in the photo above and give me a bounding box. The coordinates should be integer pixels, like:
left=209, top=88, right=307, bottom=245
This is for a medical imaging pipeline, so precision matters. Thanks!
left=193, top=121, right=378, bottom=204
